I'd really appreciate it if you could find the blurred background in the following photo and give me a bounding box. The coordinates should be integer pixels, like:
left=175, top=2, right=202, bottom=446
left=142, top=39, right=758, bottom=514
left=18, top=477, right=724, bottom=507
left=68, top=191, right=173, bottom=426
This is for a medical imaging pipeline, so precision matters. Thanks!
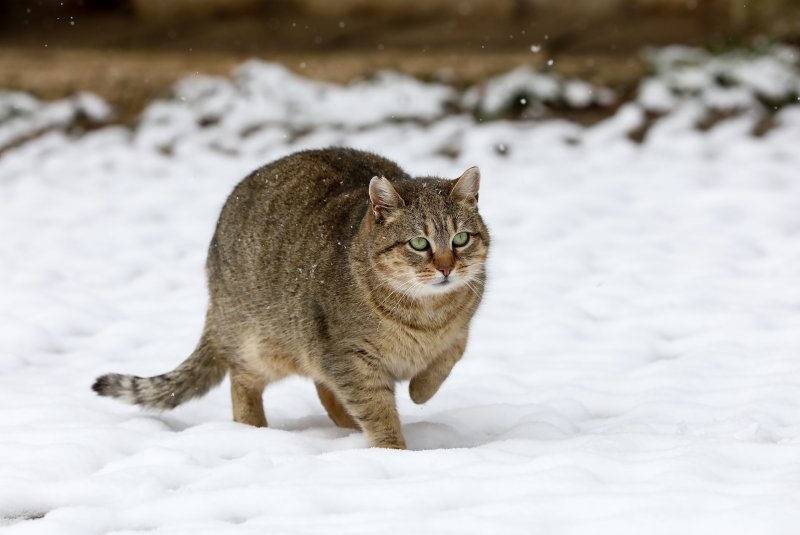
left=1, top=0, right=799, bottom=122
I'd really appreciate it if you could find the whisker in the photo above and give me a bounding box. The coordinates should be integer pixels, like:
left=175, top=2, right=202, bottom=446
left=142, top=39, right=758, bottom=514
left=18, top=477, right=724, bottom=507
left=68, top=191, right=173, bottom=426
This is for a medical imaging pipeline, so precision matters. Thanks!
left=386, top=279, right=424, bottom=318
left=463, top=279, right=483, bottom=301
left=376, top=277, right=418, bottom=312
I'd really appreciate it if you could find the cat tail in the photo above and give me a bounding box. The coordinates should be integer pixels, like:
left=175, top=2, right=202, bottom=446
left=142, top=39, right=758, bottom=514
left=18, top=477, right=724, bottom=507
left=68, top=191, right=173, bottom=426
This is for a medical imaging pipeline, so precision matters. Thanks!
left=92, top=330, right=227, bottom=410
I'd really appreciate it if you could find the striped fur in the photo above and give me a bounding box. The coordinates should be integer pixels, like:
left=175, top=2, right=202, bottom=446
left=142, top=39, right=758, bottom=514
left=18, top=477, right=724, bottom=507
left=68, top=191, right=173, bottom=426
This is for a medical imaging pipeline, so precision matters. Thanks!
left=92, top=332, right=226, bottom=410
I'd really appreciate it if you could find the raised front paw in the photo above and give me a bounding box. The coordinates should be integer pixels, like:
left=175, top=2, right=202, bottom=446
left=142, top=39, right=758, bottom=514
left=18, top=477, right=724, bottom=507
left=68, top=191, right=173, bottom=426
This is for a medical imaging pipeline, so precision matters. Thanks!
left=409, top=375, right=437, bottom=405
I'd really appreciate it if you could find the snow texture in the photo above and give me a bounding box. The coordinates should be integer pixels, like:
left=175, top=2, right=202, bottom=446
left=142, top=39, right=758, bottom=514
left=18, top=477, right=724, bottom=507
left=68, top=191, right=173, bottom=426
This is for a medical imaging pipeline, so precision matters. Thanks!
left=2, top=48, right=800, bottom=534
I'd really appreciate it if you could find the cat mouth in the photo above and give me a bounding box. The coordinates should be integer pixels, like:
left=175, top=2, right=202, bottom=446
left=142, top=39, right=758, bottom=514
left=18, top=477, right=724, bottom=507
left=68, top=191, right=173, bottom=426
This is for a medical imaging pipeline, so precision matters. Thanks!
left=431, top=277, right=460, bottom=290
left=411, top=276, right=463, bottom=296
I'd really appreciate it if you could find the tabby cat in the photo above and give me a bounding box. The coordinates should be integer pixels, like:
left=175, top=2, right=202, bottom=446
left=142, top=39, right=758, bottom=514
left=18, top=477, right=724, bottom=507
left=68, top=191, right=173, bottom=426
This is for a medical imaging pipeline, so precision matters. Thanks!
left=93, top=148, right=489, bottom=449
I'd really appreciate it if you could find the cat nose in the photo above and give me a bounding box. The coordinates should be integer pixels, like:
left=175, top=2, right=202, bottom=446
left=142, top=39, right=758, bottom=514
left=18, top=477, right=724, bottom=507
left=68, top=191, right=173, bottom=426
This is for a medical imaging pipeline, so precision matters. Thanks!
left=434, top=252, right=455, bottom=278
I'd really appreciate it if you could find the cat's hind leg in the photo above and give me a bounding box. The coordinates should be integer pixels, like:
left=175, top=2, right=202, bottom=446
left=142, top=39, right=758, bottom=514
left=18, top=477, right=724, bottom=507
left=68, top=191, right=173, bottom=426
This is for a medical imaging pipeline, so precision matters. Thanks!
left=315, top=381, right=359, bottom=429
left=230, top=370, right=267, bottom=428
left=228, top=332, right=290, bottom=428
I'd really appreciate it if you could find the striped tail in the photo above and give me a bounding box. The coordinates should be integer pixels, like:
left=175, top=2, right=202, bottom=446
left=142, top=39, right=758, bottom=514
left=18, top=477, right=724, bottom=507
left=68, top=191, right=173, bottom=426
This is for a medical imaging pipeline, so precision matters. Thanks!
left=92, top=334, right=227, bottom=410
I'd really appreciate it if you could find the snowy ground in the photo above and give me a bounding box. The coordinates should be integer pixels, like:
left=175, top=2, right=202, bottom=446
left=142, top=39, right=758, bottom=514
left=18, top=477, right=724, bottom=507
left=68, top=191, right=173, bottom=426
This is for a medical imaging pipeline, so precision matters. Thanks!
left=2, top=48, right=800, bottom=534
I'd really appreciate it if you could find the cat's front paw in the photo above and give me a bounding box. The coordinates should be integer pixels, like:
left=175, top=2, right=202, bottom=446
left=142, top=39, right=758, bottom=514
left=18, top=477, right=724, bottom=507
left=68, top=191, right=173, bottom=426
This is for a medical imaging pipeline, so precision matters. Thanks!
left=409, top=376, right=436, bottom=404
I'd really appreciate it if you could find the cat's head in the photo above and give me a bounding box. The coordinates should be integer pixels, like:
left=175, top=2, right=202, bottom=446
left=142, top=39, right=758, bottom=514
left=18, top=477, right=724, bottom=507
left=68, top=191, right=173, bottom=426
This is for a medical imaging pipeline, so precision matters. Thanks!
left=365, top=167, right=489, bottom=298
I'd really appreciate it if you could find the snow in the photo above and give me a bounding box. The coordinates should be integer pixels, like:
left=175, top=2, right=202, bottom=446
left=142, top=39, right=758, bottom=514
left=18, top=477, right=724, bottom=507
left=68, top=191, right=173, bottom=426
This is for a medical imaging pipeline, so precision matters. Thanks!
left=463, top=67, right=614, bottom=117
left=0, top=91, right=111, bottom=152
left=641, top=46, right=800, bottom=113
left=2, top=48, right=800, bottom=533
left=172, top=62, right=455, bottom=130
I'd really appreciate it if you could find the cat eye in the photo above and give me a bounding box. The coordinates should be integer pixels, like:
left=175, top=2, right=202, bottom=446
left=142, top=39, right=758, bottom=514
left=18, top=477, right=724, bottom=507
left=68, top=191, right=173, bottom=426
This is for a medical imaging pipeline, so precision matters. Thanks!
left=409, top=237, right=430, bottom=251
left=452, top=232, right=470, bottom=247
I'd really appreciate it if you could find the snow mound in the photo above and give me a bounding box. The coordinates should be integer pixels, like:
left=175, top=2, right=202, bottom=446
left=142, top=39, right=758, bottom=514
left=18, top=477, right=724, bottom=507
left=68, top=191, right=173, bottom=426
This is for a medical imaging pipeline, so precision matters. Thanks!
left=0, top=91, right=111, bottom=152
left=463, top=66, right=615, bottom=117
left=172, top=61, right=454, bottom=129
left=132, top=61, right=456, bottom=156
left=640, top=45, right=800, bottom=113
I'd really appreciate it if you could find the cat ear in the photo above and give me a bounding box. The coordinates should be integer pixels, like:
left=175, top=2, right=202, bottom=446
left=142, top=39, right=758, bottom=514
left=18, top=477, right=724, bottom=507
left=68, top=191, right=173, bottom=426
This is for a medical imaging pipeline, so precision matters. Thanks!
left=450, top=166, right=480, bottom=206
left=369, top=176, right=405, bottom=222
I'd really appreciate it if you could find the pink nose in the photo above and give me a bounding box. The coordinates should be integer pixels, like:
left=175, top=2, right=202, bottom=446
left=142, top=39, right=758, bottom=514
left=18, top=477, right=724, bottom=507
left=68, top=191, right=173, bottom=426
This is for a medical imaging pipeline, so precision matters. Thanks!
left=439, top=266, right=452, bottom=277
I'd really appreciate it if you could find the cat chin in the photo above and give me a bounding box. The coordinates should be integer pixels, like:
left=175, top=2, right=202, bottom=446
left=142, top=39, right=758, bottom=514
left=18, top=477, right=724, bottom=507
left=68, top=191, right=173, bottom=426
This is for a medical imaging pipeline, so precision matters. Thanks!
left=414, top=277, right=466, bottom=297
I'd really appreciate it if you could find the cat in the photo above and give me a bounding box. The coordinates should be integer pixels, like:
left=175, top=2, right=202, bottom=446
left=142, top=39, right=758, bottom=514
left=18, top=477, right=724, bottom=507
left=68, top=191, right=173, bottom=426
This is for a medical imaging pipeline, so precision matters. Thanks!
left=93, top=147, right=489, bottom=449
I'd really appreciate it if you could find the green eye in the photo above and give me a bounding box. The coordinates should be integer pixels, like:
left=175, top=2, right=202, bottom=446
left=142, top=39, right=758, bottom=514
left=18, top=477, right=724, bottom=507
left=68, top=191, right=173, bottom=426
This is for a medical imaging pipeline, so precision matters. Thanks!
left=452, top=232, right=470, bottom=247
left=409, top=237, right=430, bottom=251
